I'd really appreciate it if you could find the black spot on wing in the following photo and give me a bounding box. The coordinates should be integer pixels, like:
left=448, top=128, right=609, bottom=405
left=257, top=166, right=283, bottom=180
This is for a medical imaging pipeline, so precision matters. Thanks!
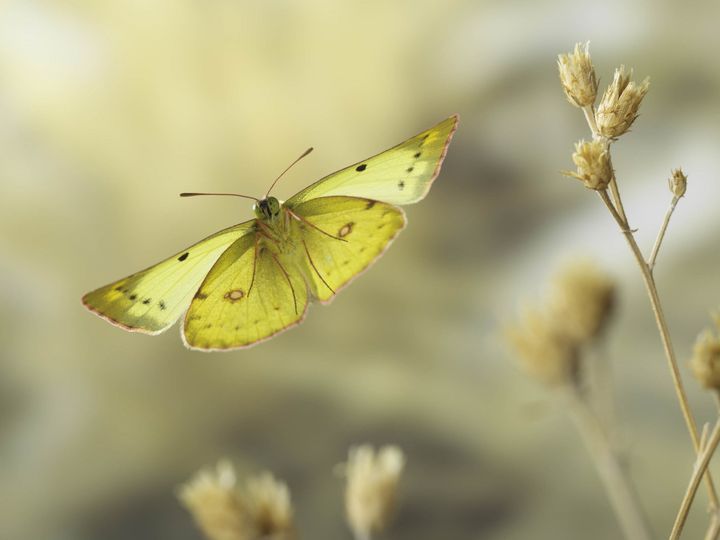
left=414, top=151, right=422, bottom=158
left=142, top=298, right=151, bottom=304
left=129, top=294, right=137, bottom=300
left=356, top=164, right=367, bottom=172
left=178, top=252, right=189, bottom=261
left=406, top=166, right=414, bottom=173
left=398, top=180, right=405, bottom=190
left=159, top=300, right=166, bottom=310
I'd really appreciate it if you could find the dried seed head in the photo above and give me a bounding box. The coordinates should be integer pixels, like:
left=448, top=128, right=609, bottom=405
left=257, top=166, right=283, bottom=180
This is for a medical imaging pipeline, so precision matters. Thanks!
left=505, top=307, right=580, bottom=387
left=244, top=473, right=294, bottom=539
left=178, top=460, right=250, bottom=540
left=689, top=330, right=720, bottom=390
left=549, top=260, right=616, bottom=343
left=178, top=461, right=295, bottom=540
left=595, top=65, right=650, bottom=138
left=564, top=139, right=613, bottom=190
left=558, top=42, right=598, bottom=108
left=668, top=168, right=687, bottom=198
left=343, top=445, right=405, bottom=539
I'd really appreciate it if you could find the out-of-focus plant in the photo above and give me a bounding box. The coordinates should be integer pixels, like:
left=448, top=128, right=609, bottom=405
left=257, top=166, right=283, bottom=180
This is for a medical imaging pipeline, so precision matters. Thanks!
left=179, top=461, right=295, bottom=540
left=506, top=259, right=652, bottom=539
left=178, top=445, right=405, bottom=540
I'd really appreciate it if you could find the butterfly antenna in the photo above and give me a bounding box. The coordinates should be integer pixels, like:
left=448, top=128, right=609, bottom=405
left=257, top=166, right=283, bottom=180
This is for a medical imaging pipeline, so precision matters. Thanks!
left=265, top=147, right=313, bottom=198
left=179, top=192, right=260, bottom=202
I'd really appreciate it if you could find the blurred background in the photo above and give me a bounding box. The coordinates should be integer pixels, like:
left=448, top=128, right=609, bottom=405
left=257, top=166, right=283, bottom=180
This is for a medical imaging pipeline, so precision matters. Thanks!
left=2, top=0, right=720, bottom=538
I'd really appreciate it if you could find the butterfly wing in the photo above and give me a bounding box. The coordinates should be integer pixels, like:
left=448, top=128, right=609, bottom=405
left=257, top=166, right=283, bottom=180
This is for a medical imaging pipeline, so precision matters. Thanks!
left=286, top=115, right=458, bottom=206
left=287, top=196, right=406, bottom=303
left=82, top=221, right=255, bottom=334
left=183, top=231, right=309, bottom=350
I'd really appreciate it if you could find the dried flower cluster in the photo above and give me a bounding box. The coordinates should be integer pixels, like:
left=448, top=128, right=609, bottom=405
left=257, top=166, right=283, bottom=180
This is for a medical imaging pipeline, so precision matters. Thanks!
left=596, top=66, right=650, bottom=139
left=566, top=139, right=613, bottom=190
left=558, top=43, right=650, bottom=189
left=558, top=42, right=598, bottom=108
left=668, top=168, right=688, bottom=199
left=343, top=445, right=405, bottom=540
left=178, top=461, right=295, bottom=540
left=690, top=316, right=720, bottom=391
left=180, top=448, right=405, bottom=540
left=506, top=261, right=616, bottom=387
left=549, top=261, right=616, bottom=343
left=505, top=307, right=580, bottom=386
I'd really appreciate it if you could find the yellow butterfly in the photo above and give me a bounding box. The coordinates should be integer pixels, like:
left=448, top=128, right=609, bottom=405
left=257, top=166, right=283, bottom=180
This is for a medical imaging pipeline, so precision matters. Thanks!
left=82, top=115, right=458, bottom=350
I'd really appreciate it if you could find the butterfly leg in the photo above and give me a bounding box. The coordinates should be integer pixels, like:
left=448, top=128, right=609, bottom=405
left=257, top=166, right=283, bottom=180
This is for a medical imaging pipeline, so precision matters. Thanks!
left=286, top=208, right=347, bottom=243
left=269, top=252, right=299, bottom=315
left=256, top=220, right=282, bottom=245
left=302, top=239, right=335, bottom=295
left=251, top=222, right=283, bottom=298
left=245, top=235, right=260, bottom=298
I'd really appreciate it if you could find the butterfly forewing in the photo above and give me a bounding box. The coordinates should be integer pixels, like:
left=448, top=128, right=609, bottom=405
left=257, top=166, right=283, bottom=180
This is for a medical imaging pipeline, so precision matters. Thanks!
left=288, top=196, right=406, bottom=303
left=82, top=221, right=255, bottom=334
left=286, top=115, right=458, bottom=206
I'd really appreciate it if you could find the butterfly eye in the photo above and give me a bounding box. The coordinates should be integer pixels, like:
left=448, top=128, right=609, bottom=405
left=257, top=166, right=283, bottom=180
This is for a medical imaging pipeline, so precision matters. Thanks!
left=267, top=197, right=281, bottom=216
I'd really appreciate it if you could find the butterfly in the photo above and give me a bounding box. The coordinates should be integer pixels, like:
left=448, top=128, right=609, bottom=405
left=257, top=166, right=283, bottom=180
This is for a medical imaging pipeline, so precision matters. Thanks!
left=82, top=115, right=458, bottom=350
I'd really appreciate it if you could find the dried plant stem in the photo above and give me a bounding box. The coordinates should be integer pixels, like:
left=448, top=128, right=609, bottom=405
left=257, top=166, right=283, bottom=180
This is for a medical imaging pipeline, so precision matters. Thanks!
left=589, top=342, right=617, bottom=438
left=581, top=106, right=629, bottom=226
left=703, top=517, right=720, bottom=540
left=598, top=190, right=720, bottom=510
left=649, top=196, right=680, bottom=270
left=704, top=396, right=720, bottom=540
left=564, top=385, right=652, bottom=540
left=582, top=105, right=599, bottom=135
left=670, top=420, right=720, bottom=540
left=608, top=169, right=629, bottom=228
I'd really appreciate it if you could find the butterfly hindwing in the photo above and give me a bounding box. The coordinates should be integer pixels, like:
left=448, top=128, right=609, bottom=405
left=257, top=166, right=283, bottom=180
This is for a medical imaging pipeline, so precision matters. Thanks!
left=82, top=221, right=254, bottom=334
left=288, top=196, right=406, bottom=303
left=286, top=115, right=457, bottom=206
left=183, top=229, right=309, bottom=350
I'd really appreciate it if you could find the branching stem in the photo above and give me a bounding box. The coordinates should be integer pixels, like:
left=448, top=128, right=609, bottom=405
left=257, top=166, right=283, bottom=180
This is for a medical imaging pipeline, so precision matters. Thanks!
left=649, top=196, right=680, bottom=271
left=597, top=190, right=720, bottom=511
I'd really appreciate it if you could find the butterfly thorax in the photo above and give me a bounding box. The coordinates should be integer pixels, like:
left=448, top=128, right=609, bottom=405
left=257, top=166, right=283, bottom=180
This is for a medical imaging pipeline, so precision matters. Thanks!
left=253, top=196, right=298, bottom=254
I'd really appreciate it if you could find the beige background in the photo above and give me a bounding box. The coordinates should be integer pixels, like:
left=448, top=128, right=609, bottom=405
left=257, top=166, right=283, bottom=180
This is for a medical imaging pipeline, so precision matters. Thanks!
left=2, top=0, right=720, bottom=538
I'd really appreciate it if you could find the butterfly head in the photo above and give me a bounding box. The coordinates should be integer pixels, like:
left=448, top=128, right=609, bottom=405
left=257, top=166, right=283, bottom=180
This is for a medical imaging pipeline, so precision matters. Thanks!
left=254, top=196, right=282, bottom=221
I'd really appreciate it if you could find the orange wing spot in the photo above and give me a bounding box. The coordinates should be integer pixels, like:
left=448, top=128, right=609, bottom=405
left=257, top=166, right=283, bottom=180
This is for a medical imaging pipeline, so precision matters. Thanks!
left=338, top=222, right=355, bottom=238
left=224, top=289, right=245, bottom=302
